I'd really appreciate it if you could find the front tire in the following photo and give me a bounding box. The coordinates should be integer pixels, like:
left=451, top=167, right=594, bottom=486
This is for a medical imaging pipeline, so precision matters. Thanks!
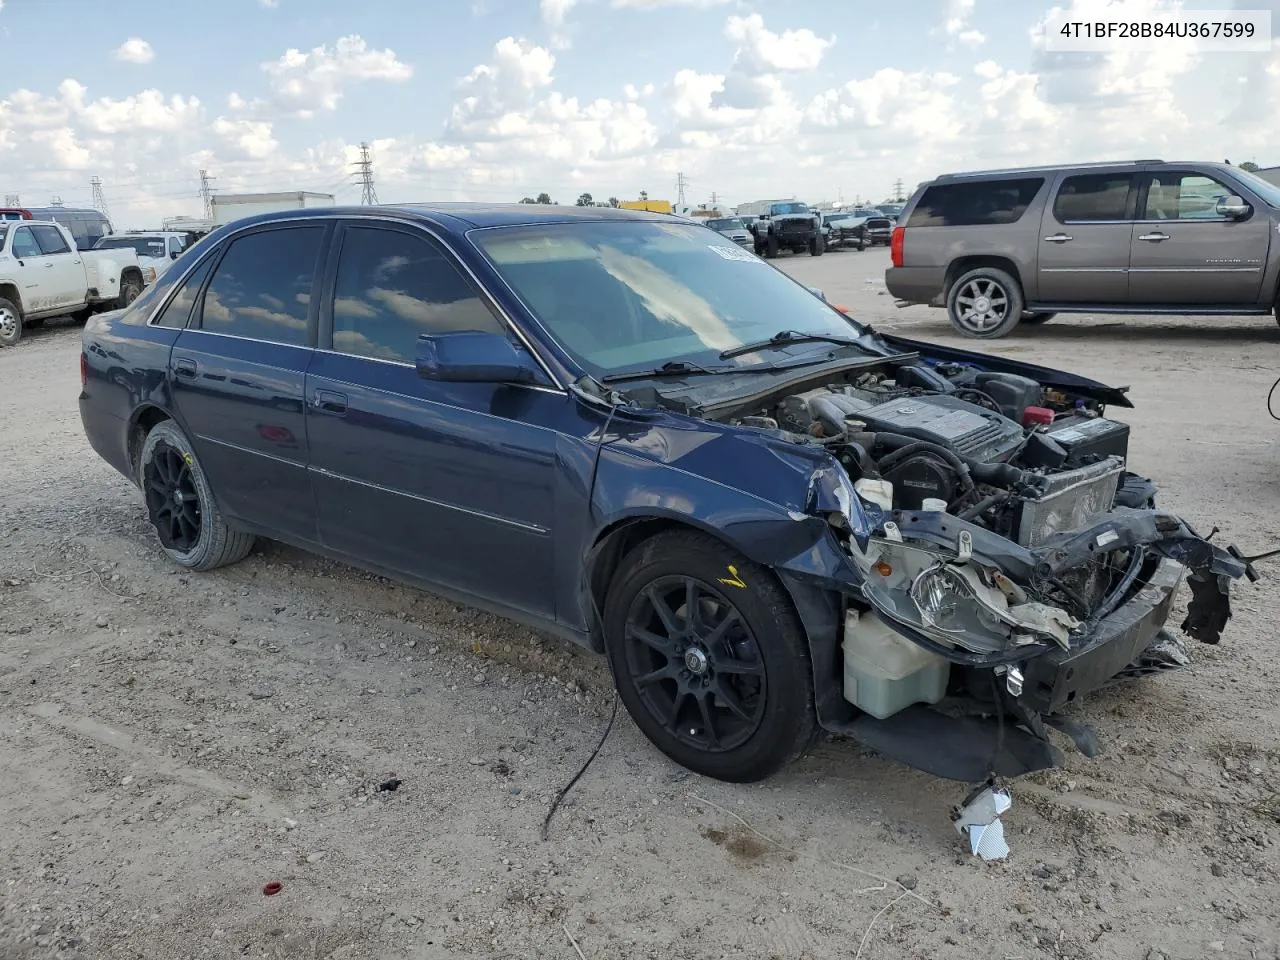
left=138, top=420, right=256, bottom=571
left=947, top=267, right=1025, bottom=339
left=603, top=530, right=816, bottom=782
left=764, top=234, right=779, bottom=259
left=0, top=297, right=23, bottom=347
left=809, top=235, right=824, bottom=256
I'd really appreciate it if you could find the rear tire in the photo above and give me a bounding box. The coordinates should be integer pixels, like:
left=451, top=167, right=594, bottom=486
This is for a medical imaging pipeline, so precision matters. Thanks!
left=765, top=234, right=779, bottom=259
left=115, top=274, right=143, bottom=310
left=603, top=530, right=816, bottom=782
left=138, top=420, right=256, bottom=571
left=0, top=297, right=22, bottom=347
left=947, top=267, right=1025, bottom=339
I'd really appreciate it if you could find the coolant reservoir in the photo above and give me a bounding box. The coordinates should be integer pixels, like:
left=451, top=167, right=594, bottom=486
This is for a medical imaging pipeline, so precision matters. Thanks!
left=854, top=478, right=894, bottom=512
left=842, top=609, right=949, bottom=719
left=921, top=498, right=947, bottom=512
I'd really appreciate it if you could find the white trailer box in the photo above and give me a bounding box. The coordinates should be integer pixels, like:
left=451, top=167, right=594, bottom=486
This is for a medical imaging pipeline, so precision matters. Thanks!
left=210, top=191, right=335, bottom=226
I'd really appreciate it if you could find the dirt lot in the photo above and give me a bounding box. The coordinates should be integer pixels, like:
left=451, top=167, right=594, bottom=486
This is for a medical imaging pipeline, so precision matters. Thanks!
left=2, top=248, right=1278, bottom=960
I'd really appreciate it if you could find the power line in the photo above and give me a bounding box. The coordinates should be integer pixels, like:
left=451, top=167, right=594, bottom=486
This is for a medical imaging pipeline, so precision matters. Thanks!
left=353, top=143, right=379, bottom=205
left=199, top=169, right=216, bottom=219
left=90, top=176, right=110, bottom=220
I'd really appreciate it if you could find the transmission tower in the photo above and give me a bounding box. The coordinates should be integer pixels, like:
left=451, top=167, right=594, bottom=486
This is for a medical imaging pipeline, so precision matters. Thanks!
left=3, top=194, right=18, bottom=206
left=675, top=171, right=689, bottom=207
left=892, top=178, right=905, bottom=202
left=199, top=169, right=216, bottom=219
left=354, top=143, right=379, bottom=205
left=90, top=176, right=111, bottom=219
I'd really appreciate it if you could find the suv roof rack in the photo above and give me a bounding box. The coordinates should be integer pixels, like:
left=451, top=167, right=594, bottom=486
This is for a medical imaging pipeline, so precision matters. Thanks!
left=935, top=159, right=1166, bottom=180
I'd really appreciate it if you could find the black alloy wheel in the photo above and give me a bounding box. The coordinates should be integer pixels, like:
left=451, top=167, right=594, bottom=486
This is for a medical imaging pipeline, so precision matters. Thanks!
left=144, top=442, right=202, bottom=553
left=621, top=574, right=767, bottom=754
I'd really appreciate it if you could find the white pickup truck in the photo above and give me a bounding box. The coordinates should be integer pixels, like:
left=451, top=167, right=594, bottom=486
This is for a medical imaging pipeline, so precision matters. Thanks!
left=0, top=220, right=146, bottom=347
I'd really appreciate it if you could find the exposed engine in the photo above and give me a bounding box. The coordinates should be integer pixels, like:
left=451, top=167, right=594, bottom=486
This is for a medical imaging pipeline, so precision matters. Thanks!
left=726, top=361, right=1143, bottom=617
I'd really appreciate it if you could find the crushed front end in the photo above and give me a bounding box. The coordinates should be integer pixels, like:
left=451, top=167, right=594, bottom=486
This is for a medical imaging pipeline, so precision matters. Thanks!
left=714, top=357, right=1251, bottom=780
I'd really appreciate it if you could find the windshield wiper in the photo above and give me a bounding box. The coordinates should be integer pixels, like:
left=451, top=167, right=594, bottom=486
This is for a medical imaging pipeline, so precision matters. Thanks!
left=719, top=330, right=864, bottom=360
left=600, top=360, right=737, bottom=383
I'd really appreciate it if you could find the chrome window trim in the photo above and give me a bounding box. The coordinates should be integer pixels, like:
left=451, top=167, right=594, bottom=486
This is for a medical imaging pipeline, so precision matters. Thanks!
left=310, top=347, right=564, bottom=396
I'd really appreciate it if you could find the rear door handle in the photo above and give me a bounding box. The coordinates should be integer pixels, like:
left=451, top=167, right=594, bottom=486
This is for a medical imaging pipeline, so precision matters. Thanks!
left=173, top=357, right=197, bottom=378
left=1043, top=233, right=1072, bottom=243
left=311, top=389, right=347, bottom=415
left=1138, top=232, right=1169, bottom=242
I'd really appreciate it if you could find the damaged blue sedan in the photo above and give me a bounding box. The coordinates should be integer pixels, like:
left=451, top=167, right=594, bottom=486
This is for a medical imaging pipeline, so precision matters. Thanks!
left=78, top=204, right=1250, bottom=784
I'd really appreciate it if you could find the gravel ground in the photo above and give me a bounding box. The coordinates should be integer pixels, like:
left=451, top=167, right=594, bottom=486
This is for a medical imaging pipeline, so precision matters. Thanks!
left=1, top=248, right=1278, bottom=960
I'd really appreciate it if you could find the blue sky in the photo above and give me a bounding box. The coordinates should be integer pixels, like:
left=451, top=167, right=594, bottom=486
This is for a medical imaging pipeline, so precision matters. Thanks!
left=1, top=0, right=1276, bottom=227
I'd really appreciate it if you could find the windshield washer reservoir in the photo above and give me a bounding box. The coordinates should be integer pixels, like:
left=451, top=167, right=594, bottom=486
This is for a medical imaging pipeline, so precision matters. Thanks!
left=843, top=609, right=950, bottom=719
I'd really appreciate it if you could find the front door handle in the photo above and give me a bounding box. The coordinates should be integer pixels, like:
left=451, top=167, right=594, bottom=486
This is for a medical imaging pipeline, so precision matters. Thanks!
left=44, top=261, right=55, bottom=268
left=173, top=357, right=197, bottom=378
left=1138, top=232, right=1170, bottom=242
left=311, top=389, right=348, bottom=415
left=1043, top=233, right=1072, bottom=243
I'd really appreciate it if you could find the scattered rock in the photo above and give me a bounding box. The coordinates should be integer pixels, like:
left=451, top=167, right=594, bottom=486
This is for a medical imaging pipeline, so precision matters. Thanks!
left=120, top=775, right=134, bottom=786
left=1207, top=942, right=1224, bottom=953
left=474, top=673, right=486, bottom=684
left=94, top=616, right=108, bottom=628
left=282, top=818, right=298, bottom=830
left=1014, top=902, right=1034, bottom=915
left=249, top=688, right=274, bottom=700
left=306, top=851, right=327, bottom=864
left=896, top=874, right=918, bottom=891
left=1210, top=863, right=1224, bottom=877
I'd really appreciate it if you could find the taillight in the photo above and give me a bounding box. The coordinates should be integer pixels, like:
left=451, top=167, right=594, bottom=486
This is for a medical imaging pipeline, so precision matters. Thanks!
left=890, top=226, right=905, bottom=268
left=80, top=352, right=87, bottom=387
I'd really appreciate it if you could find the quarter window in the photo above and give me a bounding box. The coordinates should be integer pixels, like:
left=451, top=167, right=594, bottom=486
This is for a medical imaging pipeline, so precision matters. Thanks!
left=330, top=226, right=504, bottom=363
left=197, top=227, right=323, bottom=346
left=154, top=257, right=215, bottom=329
left=906, top=178, right=1044, bottom=227
left=1142, top=173, right=1236, bottom=220
left=10, top=227, right=40, bottom=258
left=31, top=225, right=71, bottom=255
left=1053, top=174, right=1133, bottom=222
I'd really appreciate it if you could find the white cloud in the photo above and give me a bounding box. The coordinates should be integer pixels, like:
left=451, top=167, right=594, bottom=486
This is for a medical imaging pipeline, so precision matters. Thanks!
left=114, top=38, right=154, bottom=64
left=611, top=0, right=730, bottom=6
left=259, top=0, right=278, bottom=6
left=259, top=35, right=413, bottom=117
left=945, top=0, right=976, bottom=34
left=958, top=29, right=986, bottom=45
left=212, top=117, right=278, bottom=159
left=540, top=0, right=577, bottom=26
left=725, top=14, right=832, bottom=73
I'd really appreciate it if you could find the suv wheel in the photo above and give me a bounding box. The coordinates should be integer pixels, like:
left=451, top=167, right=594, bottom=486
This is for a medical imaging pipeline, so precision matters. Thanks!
left=764, top=234, right=779, bottom=259
left=947, top=267, right=1024, bottom=339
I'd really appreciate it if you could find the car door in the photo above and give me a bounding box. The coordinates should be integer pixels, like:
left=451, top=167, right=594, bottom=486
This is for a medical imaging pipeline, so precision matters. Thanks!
left=306, top=221, right=561, bottom=617
left=1128, top=169, right=1271, bottom=305
left=8, top=225, right=56, bottom=313
left=169, top=222, right=330, bottom=544
left=29, top=224, right=86, bottom=310
left=1036, top=171, right=1136, bottom=303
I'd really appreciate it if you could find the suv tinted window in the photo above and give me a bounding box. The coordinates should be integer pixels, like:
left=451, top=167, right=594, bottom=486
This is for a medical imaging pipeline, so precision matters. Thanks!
left=154, top=256, right=215, bottom=328
left=907, top=178, right=1044, bottom=227
left=198, top=227, right=323, bottom=345
left=1143, top=172, right=1235, bottom=220
left=330, top=226, right=504, bottom=363
left=1053, top=174, right=1133, bottom=222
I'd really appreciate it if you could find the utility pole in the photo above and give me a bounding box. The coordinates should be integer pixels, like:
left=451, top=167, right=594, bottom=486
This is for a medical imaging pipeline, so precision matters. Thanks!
left=675, top=171, right=688, bottom=208
left=90, top=176, right=110, bottom=219
left=354, top=142, right=379, bottom=205
left=199, top=169, right=216, bottom=220
left=709, top=190, right=718, bottom=210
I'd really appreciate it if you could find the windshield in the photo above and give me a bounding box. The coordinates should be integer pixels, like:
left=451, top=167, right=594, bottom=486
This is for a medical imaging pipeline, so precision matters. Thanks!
left=706, top=218, right=744, bottom=231
left=1229, top=168, right=1280, bottom=208
left=95, top=236, right=167, bottom=257
left=472, top=221, right=866, bottom=380
left=770, top=202, right=809, bottom=215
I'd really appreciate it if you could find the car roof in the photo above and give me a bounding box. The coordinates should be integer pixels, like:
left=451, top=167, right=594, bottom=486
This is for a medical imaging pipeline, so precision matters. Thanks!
left=932, top=160, right=1236, bottom=181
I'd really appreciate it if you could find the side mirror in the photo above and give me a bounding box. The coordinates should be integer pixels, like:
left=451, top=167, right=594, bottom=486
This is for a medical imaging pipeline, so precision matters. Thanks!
left=1216, top=195, right=1250, bottom=219
left=416, top=331, right=540, bottom=384
left=171, top=251, right=179, bottom=260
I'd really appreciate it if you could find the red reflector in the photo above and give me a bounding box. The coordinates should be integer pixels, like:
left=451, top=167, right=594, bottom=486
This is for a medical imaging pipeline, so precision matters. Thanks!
left=834, top=304, right=850, bottom=313
left=1023, top=406, right=1054, bottom=426
left=889, top=226, right=905, bottom=268
left=80, top=353, right=87, bottom=387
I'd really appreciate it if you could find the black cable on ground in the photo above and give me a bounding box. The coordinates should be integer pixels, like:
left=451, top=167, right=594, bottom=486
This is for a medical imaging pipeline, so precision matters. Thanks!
left=541, top=693, right=619, bottom=841
left=1268, top=375, right=1279, bottom=421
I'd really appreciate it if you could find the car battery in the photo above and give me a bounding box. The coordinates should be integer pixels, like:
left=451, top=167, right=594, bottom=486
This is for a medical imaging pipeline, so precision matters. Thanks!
left=1042, top=414, right=1130, bottom=467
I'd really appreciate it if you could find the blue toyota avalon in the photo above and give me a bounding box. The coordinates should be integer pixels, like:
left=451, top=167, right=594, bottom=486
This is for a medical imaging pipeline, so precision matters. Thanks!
left=78, top=204, right=1248, bottom=784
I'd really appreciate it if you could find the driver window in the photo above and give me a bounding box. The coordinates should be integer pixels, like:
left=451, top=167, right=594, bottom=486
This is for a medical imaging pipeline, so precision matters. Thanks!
left=11, top=227, right=41, bottom=259
left=1143, top=173, right=1234, bottom=221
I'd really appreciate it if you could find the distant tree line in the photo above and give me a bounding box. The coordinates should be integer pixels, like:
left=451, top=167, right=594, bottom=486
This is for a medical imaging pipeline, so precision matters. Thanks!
left=518, top=192, right=626, bottom=207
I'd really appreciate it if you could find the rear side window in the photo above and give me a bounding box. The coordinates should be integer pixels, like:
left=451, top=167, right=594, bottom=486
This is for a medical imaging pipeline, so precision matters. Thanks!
left=31, top=225, right=70, bottom=255
left=197, top=227, right=323, bottom=346
left=906, top=178, right=1044, bottom=227
left=329, top=226, right=504, bottom=363
left=153, top=257, right=215, bottom=329
left=1053, top=174, right=1133, bottom=222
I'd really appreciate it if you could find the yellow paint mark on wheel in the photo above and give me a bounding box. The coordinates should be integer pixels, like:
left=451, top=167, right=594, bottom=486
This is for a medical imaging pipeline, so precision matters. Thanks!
left=718, top=565, right=747, bottom=589
left=182, top=453, right=194, bottom=465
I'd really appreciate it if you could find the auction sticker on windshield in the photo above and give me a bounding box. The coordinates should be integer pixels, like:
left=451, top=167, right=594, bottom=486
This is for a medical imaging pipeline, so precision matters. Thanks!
left=708, top=244, right=761, bottom=263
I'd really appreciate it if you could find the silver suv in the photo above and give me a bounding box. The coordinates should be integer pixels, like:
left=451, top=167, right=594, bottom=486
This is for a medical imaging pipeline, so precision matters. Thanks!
left=885, top=160, right=1280, bottom=338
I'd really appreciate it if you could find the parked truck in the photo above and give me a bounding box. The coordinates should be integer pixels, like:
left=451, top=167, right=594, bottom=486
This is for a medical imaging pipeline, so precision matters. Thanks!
left=0, top=220, right=144, bottom=347
left=210, top=191, right=335, bottom=227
